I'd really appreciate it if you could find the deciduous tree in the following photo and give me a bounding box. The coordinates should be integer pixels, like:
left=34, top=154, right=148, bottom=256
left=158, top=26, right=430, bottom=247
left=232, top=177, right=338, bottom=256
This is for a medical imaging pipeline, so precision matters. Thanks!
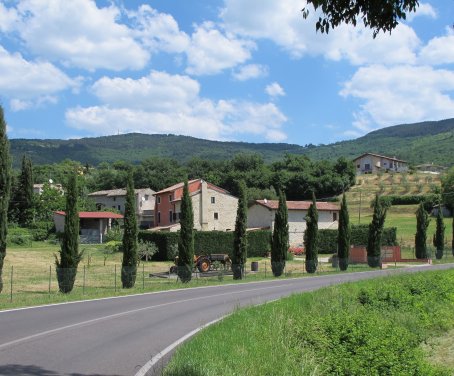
left=305, top=193, right=319, bottom=273
left=178, top=179, right=194, bottom=283
left=0, top=106, right=11, bottom=294
left=121, top=172, right=138, bottom=288
left=338, top=193, right=351, bottom=271
left=55, top=171, right=82, bottom=293
left=232, top=181, right=248, bottom=279
left=415, top=202, right=430, bottom=259
left=271, top=189, right=289, bottom=277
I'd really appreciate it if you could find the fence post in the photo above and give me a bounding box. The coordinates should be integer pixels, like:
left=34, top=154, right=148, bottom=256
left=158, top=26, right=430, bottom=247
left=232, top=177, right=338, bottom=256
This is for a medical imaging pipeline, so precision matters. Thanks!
left=83, top=265, right=86, bottom=295
left=114, top=264, right=117, bottom=293
left=142, top=263, right=145, bottom=290
left=48, top=265, right=51, bottom=297
left=10, top=266, right=13, bottom=303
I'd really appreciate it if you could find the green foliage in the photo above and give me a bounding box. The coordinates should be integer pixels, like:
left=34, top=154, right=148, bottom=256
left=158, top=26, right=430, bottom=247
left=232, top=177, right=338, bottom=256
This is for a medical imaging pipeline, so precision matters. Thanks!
left=304, top=193, right=319, bottom=273
left=137, top=240, right=157, bottom=264
left=271, top=189, right=289, bottom=277
left=178, top=179, right=194, bottom=283
left=121, top=172, right=138, bottom=288
left=33, top=183, right=66, bottom=223
left=338, top=193, right=351, bottom=270
left=415, top=203, right=430, bottom=259
left=232, top=181, right=248, bottom=279
left=9, top=155, right=34, bottom=226
left=55, top=171, right=83, bottom=293
left=367, top=195, right=389, bottom=267
left=442, top=166, right=454, bottom=211
left=303, top=0, right=419, bottom=38
left=0, top=105, right=11, bottom=294
left=104, top=240, right=122, bottom=253
left=433, top=205, right=445, bottom=260
left=104, top=226, right=122, bottom=242
left=379, top=194, right=440, bottom=211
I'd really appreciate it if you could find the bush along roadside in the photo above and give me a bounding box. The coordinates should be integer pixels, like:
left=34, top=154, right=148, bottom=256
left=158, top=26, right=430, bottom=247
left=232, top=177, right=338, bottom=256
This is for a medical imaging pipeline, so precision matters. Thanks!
left=164, top=269, right=454, bottom=376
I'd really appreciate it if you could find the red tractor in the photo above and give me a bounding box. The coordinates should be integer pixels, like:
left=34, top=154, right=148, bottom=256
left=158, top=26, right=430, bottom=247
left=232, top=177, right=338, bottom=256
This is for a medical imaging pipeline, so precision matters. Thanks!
left=170, top=254, right=231, bottom=273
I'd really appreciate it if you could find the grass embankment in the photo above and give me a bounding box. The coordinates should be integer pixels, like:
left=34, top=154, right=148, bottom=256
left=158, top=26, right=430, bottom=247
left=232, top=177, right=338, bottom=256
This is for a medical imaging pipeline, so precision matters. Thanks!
left=165, top=269, right=454, bottom=376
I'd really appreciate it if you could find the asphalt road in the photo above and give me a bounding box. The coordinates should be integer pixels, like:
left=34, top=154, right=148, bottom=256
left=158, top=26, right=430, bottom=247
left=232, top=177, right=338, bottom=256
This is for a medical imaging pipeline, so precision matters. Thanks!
left=1, top=263, right=453, bottom=376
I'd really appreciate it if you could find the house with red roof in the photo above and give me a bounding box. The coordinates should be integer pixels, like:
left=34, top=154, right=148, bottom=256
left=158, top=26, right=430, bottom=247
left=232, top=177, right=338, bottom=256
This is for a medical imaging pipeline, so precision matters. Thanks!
left=53, top=211, right=123, bottom=244
left=153, top=179, right=238, bottom=232
left=248, top=199, right=340, bottom=247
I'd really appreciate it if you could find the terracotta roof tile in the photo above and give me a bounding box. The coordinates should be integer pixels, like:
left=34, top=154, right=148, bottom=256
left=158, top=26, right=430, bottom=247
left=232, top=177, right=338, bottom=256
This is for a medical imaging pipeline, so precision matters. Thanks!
left=55, top=211, right=123, bottom=219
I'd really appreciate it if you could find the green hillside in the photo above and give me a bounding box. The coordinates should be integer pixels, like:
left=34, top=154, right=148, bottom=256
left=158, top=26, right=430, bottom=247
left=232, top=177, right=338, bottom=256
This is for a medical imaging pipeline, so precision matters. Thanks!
left=10, top=118, right=454, bottom=167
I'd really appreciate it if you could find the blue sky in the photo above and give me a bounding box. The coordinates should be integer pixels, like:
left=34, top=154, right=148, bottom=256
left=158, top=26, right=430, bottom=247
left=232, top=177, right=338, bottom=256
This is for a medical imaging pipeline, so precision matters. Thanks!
left=0, top=0, right=453, bottom=146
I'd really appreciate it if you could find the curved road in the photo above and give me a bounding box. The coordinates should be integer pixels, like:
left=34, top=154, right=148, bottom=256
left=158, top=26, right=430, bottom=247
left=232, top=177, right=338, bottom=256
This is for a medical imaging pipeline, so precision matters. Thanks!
left=0, top=264, right=452, bottom=376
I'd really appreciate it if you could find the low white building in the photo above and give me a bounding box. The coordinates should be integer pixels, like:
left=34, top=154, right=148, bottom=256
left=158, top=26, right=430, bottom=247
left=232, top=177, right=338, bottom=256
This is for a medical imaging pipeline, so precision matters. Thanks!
left=248, top=199, right=340, bottom=246
left=88, top=188, right=155, bottom=228
left=353, top=153, right=408, bottom=175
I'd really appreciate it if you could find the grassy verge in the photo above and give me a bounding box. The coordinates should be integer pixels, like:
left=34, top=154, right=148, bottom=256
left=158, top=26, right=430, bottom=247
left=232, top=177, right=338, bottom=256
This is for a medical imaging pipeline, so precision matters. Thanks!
left=164, top=269, right=454, bottom=376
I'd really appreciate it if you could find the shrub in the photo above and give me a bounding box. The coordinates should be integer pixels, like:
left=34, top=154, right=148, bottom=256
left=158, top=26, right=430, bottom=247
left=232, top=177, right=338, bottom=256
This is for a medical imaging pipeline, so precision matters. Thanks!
left=137, top=240, right=158, bottom=264
left=104, top=240, right=122, bottom=253
left=105, top=226, right=122, bottom=242
left=288, top=246, right=304, bottom=256
left=8, top=234, right=30, bottom=246
left=32, top=228, right=49, bottom=241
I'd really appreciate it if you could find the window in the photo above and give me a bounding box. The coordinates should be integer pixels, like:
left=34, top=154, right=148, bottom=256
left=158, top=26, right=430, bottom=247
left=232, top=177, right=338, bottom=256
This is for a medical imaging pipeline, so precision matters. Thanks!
left=169, top=194, right=173, bottom=202
left=113, top=197, right=116, bottom=202
left=211, top=197, right=216, bottom=204
left=214, top=212, right=219, bottom=220
left=144, top=194, right=149, bottom=201
left=118, top=205, right=121, bottom=211
left=365, top=163, right=371, bottom=170
left=169, top=210, right=173, bottom=223
left=158, top=212, right=161, bottom=224
left=357, top=164, right=360, bottom=168
left=157, top=196, right=161, bottom=204
left=333, top=212, right=337, bottom=221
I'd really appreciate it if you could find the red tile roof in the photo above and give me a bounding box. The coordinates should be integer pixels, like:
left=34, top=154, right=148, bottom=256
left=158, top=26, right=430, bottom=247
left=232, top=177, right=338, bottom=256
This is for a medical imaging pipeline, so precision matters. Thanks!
left=155, top=179, right=230, bottom=197
left=255, top=200, right=339, bottom=211
left=55, top=211, right=123, bottom=219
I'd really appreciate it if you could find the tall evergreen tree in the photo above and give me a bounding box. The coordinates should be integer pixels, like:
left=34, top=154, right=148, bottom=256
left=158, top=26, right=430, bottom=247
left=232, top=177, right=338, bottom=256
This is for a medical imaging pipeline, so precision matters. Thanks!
left=0, top=105, right=11, bottom=294
left=17, top=155, right=34, bottom=227
left=305, top=193, right=319, bottom=273
left=271, top=189, right=289, bottom=277
left=452, top=217, right=454, bottom=257
left=55, top=171, right=82, bottom=293
left=178, top=179, right=194, bottom=283
left=337, top=193, right=351, bottom=271
left=433, top=204, right=445, bottom=260
left=415, top=202, right=430, bottom=259
left=367, top=195, right=389, bottom=267
left=232, top=181, right=248, bottom=279
left=121, top=172, right=138, bottom=288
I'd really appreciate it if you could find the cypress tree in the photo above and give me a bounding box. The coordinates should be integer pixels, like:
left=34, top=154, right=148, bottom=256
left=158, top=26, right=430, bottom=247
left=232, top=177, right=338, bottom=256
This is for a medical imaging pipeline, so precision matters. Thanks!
left=415, top=202, right=430, bottom=259
left=55, top=171, right=82, bottom=293
left=232, top=181, right=248, bottom=279
left=452, top=217, right=454, bottom=257
left=433, top=204, right=445, bottom=260
left=121, top=172, right=138, bottom=288
left=271, top=189, right=289, bottom=277
left=337, top=193, right=351, bottom=271
left=17, top=155, right=34, bottom=227
left=367, top=195, right=389, bottom=267
left=305, top=193, right=319, bottom=274
left=0, top=105, right=12, bottom=294
left=178, top=179, right=194, bottom=283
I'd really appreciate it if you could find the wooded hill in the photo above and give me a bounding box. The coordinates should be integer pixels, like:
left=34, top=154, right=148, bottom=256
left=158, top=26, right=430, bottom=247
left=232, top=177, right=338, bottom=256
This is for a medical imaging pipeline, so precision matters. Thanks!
left=10, top=117, right=454, bottom=168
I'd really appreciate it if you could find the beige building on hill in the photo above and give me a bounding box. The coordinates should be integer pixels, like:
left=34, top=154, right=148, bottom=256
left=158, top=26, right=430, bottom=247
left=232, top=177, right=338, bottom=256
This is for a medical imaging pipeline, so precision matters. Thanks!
left=353, top=153, right=408, bottom=175
left=248, top=199, right=340, bottom=247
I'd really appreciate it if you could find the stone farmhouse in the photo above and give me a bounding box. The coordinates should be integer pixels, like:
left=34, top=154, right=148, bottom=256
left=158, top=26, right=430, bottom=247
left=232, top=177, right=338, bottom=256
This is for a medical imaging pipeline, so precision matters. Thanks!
left=88, top=188, right=155, bottom=228
left=53, top=211, right=123, bottom=244
left=247, top=199, right=340, bottom=246
left=353, top=153, right=408, bottom=175
left=152, top=179, right=238, bottom=232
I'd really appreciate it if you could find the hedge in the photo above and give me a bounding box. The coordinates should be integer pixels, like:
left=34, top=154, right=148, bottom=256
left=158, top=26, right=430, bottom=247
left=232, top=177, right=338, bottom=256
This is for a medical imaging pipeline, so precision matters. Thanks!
left=318, top=225, right=397, bottom=254
left=379, top=194, right=439, bottom=211
left=138, top=230, right=271, bottom=261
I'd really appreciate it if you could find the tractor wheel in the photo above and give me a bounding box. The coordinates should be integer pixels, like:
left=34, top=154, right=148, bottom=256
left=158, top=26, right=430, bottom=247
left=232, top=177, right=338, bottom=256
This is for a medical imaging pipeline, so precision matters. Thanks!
left=169, top=265, right=177, bottom=274
left=197, top=257, right=211, bottom=273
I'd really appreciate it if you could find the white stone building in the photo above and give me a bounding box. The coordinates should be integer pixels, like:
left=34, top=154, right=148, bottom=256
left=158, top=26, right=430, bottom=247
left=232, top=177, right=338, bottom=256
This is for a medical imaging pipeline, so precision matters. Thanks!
left=248, top=199, right=340, bottom=246
left=353, top=153, right=408, bottom=175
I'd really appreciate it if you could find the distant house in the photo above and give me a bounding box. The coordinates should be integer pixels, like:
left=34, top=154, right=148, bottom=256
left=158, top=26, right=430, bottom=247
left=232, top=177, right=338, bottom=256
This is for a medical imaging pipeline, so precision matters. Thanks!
left=353, top=153, right=408, bottom=175
left=33, top=183, right=64, bottom=195
left=248, top=199, right=340, bottom=246
left=53, top=211, right=123, bottom=244
left=415, top=163, right=447, bottom=174
left=88, top=188, right=155, bottom=228
left=153, top=179, right=238, bottom=232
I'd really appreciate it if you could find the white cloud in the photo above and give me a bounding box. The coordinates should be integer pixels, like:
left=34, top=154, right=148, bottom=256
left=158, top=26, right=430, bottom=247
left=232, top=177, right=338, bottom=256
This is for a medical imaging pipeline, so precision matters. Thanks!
left=130, top=5, right=190, bottom=54
left=67, top=71, right=287, bottom=141
left=265, top=82, right=286, bottom=98
left=221, top=0, right=420, bottom=65
left=0, top=2, right=19, bottom=32
left=419, top=29, right=454, bottom=65
left=232, top=64, right=268, bottom=81
left=185, top=21, right=255, bottom=75
left=406, top=2, right=437, bottom=22
left=5, top=0, right=149, bottom=71
left=341, top=65, right=454, bottom=132
left=0, top=45, right=78, bottom=110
